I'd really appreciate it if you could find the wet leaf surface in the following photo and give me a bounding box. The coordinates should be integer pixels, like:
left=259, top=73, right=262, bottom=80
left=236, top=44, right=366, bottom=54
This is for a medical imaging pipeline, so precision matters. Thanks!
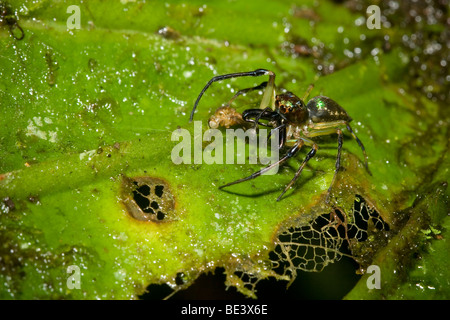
left=0, top=0, right=448, bottom=299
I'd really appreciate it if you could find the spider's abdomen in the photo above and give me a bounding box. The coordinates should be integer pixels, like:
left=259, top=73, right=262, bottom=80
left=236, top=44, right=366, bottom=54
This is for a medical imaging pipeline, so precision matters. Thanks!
left=306, top=96, right=352, bottom=123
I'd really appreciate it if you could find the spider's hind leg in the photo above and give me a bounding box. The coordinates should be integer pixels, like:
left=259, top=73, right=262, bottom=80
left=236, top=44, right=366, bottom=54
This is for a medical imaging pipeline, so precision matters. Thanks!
left=326, top=128, right=343, bottom=203
left=346, top=123, right=371, bottom=175
left=304, top=125, right=345, bottom=203
left=305, top=120, right=370, bottom=202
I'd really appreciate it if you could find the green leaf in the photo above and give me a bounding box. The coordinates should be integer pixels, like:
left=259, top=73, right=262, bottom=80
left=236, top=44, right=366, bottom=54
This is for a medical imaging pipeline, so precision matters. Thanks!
left=1, top=0, right=448, bottom=299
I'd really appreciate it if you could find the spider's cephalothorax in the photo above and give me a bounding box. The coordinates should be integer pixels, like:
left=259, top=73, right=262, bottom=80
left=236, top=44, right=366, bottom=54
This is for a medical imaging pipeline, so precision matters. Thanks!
left=275, top=92, right=308, bottom=125
left=190, top=69, right=371, bottom=202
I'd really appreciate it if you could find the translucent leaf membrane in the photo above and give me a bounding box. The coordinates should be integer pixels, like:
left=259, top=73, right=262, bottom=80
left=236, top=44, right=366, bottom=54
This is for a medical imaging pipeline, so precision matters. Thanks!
left=223, top=195, right=390, bottom=298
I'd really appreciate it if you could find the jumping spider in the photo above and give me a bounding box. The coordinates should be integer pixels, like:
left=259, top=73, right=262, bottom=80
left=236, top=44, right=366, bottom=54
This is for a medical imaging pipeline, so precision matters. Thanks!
left=190, top=69, right=371, bottom=202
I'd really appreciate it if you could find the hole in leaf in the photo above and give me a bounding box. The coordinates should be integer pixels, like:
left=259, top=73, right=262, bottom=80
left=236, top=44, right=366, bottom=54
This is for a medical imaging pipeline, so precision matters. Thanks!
left=140, top=284, right=173, bottom=300
left=121, top=176, right=176, bottom=222
left=143, top=207, right=155, bottom=214
left=175, top=272, right=186, bottom=286
left=133, top=191, right=150, bottom=211
left=155, top=185, right=164, bottom=197
left=157, top=211, right=165, bottom=220
left=137, top=184, right=151, bottom=196
left=150, top=201, right=159, bottom=210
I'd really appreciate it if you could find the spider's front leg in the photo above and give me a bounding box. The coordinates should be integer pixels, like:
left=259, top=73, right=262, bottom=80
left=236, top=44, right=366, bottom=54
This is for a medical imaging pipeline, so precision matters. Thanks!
left=242, top=109, right=286, bottom=149
left=190, top=69, right=276, bottom=122
left=207, top=81, right=270, bottom=129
